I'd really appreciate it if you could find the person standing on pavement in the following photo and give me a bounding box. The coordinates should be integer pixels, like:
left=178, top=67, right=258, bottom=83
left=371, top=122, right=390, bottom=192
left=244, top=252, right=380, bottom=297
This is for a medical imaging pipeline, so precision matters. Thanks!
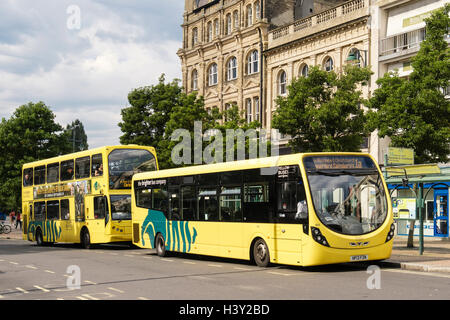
left=9, top=210, right=15, bottom=225
left=15, top=211, right=22, bottom=230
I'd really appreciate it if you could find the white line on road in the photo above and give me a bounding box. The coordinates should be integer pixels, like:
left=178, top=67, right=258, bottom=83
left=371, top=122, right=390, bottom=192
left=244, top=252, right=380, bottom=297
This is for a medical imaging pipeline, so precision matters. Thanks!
left=9, top=261, right=19, bottom=265
left=208, top=264, right=223, bottom=268
left=183, top=261, right=196, bottom=265
left=84, top=280, right=97, bottom=285
left=33, top=285, right=50, bottom=293
left=267, top=271, right=294, bottom=277
left=44, top=270, right=55, bottom=274
left=26, top=265, right=38, bottom=270
left=383, top=268, right=450, bottom=278
left=108, top=287, right=124, bottom=294
left=137, top=297, right=150, bottom=300
left=161, top=258, right=174, bottom=262
left=16, top=287, right=29, bottom=294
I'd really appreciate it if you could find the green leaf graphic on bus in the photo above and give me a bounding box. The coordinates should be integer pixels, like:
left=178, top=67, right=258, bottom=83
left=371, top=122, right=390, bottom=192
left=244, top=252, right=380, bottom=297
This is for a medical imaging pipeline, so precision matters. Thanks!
left=141, top=209, right=197, bottom=252
left=28, top=220, right=62, bottom=242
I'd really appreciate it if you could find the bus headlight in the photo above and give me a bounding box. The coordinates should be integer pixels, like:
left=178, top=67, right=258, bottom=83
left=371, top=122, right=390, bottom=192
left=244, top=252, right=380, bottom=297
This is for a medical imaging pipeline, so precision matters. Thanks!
left=311, top=227, right=330, bottom=247
left=385, top=223, right=395, bottom=242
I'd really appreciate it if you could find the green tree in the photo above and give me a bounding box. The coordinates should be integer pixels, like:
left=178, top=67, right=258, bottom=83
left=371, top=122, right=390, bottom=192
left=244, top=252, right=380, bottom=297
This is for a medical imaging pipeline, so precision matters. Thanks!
left=65, top=119, right=89, bottom=152
left=118, top=74, right=182, bottom=148
left=0, top=102, right=71, bottom=210
left=368, top=4, right=450, bottom=163
left=272, top=65, right=372, bottom=152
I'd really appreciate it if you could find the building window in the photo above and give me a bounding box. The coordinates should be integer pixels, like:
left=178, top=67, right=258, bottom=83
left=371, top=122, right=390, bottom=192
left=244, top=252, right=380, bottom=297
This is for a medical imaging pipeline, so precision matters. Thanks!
left=324, top=56, right=334, bottom=72
left=247, top=50, right=259, bottom=74
left=247, top=5, right=253, bottom=27
left=255, top=1, right=261, bottom=20
left=346, top=48, right=362, bottom=67
left=192, top=27, right=198, bottom=47
left=207, top=21, right=213, bottom=42
left=214, top=19, right=219, bottom=38
left=254, top=96, right=260, bottom=122
left=226, top=13, right=232, bottom=35
left=192, top=69, right=198, bottom=91
left=208, top=63, right=218, bottom=86
left=279, top=70, right=287, bottom=95
left=246, top=98, right=253, bottom=123
left=300, top=64, right=308, bottom=77
left=227, top=57, right=237, bottom=81
left=233, top=10, right=239, bottom=29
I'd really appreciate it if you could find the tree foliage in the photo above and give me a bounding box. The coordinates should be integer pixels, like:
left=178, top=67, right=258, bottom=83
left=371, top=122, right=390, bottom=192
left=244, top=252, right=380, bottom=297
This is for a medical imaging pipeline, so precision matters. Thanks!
left=0, top=102, right=71, bottom=210
left=272, top=65, right=372, bottom=152
left=368, top=4, right=450, bottom=163
left=65, top=119, right=89, bottom=152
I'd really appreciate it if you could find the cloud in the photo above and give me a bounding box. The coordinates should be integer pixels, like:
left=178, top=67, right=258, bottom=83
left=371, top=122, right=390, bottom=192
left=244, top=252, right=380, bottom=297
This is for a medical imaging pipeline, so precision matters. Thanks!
left=0, top=0, right=183, bottom=148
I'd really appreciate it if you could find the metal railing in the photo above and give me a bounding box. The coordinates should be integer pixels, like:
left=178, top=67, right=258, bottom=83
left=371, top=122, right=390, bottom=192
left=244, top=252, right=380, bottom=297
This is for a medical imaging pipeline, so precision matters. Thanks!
left=380, top=27, right=426, bottom=57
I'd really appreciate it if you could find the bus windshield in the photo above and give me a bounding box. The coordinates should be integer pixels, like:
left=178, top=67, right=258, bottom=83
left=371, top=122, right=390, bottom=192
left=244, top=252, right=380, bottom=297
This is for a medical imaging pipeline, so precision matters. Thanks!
left=304, top=156, right=387, bottom=235
left=109, top=149, right=157, bottom=189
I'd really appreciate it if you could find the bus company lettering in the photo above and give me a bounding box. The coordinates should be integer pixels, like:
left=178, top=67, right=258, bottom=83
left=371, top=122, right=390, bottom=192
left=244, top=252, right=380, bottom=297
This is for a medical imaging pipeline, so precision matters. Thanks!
left=141, top=210, right=197, bottom=252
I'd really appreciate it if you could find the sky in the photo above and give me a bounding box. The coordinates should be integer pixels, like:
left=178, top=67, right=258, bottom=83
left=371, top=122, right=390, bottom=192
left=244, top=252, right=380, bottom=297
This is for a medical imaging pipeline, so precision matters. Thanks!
left=0, top=0, right=184, bottom=148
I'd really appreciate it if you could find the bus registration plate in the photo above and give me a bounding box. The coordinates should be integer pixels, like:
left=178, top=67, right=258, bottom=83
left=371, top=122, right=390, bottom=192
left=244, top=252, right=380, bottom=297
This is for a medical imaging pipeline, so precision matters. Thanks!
left=350, top=255, right=368, bottom=261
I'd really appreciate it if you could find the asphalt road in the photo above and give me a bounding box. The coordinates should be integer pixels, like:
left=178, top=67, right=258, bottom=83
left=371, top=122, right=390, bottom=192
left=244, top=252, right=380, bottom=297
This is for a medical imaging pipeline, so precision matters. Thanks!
left=1, top=239, right=449, bottom=301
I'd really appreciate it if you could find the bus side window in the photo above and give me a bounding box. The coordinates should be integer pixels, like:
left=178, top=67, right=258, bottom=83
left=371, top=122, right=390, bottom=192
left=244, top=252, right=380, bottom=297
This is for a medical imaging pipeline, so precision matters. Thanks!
left=47, top=163, right=59, bottom=183
left=94, top=196, right=107, bottom=219
left=243, top=169, right=273, bottom=222
left=169, top=188, right=181, bottom=220
left=92, top=154, right=103, bottom=177
left=61, top=160, right=74, bottom=181
left=46, top=200, right=60, bottom=220
left=23, top=168, right=33, bottom=186
left=76, top=156, right=91, bottom=179
left=34, top=202, right=45, bottom=221
left=61, top=199, right=70, bottom=220
left=152, top=188, right=168, bottom=216
left=181, top=185, right=196, bottom=221
left=34, top=166, right=46, bottom=185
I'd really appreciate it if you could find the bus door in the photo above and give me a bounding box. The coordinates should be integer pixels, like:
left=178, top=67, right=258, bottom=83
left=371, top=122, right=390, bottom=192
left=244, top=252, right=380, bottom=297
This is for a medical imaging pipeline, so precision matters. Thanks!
left=273, top=177, right=306, bottom=265
left=91, top=196, right=109, bottom=240
left=25, top=202, right=32, bottom=240
left=434, top=189, right=449, bottom=237
left=59, top=198, right=74, bottom=242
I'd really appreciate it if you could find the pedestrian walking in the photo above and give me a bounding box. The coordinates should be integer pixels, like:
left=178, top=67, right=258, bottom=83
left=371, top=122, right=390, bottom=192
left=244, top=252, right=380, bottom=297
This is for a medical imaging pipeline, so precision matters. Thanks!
left=15, top=211, right=22, bottom=230
left=9, top=210, right=15, bottom=226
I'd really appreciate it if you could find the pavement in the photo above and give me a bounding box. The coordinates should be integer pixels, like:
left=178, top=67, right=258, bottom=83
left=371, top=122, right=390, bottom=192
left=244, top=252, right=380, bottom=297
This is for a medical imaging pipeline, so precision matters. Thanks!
left=2, top=221, right=450, bottom=273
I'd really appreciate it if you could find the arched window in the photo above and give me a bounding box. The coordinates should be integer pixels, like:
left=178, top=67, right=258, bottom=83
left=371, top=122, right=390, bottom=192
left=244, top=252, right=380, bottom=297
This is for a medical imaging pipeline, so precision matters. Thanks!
left=192, top=27, right=198, bottom=47
left=300, top=64, right=309, bottom=77
left=247, top=50, right=259, bottom=74
left=323, top=56, right=334, bottom=72
left=208, top=63, right=218, bottom=86
left=227, top=57, right=238, bottom=81
left=346, top=48, right=362, bottom=67
left=226, top=13, right=232, bottom=35
left=191, top=69, right=198, bottom=91
left=278, top=70, right=287, bottom=95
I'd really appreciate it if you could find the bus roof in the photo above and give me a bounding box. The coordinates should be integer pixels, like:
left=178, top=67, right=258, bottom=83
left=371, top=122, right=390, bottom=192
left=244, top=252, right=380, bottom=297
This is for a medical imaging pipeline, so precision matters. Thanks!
left=132, top=152, right=372, bottom=181
left=22, top=145, right=156, bottom=168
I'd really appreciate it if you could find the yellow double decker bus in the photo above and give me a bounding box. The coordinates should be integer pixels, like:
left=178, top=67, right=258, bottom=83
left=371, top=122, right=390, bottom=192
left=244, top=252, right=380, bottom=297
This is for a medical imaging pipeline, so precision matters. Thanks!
left=22, top=145, right=158, bottom=248
left=131, top=153, right=394, bottom=267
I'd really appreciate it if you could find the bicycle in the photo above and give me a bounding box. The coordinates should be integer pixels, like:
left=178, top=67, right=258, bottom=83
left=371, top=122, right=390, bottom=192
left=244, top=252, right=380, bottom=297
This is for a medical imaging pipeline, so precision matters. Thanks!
left=0, top=222, right=12, bottom=234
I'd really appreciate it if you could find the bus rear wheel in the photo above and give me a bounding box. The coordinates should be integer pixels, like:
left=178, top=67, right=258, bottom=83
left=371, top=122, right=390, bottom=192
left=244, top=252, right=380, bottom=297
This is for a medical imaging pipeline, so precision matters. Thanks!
left=253, top=238, right=270, bottom=267
left=81, top=229, right=91, bottom=249
left=155, top=233, right=166, bottom=257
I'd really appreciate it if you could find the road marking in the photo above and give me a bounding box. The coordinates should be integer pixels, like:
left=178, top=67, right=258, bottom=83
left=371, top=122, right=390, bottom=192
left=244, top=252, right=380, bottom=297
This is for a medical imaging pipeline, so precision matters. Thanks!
left=26, top=265, right=38, bottom=270
left=16, top=287, right=29, bottom=294
left=109, top=253, right=118, bottom=256
left=76, top=296, right=90, bottom=300
left=208, top=264, right=223, bottom=268
left=124, top=254, right=134, bottom=257
left=267, top=271, right=294, bottom=277
left=138, top=297, right=150, bottom=300
left=9, top=261, right=19, bottom=265
left=33, top=285, right=50, bottom=293
left=384, top=268, right=450, bottom=278
left=161, top=258, right=174, bottom=262
left=84, top=280, right=97, bottom=285
left=183, top=261, right=196, bottom=265
left=108, top=287, right=124, bottom=294
left=234, top=267, right=252, bottom=271
left=44, top=270, right=55, bottom=274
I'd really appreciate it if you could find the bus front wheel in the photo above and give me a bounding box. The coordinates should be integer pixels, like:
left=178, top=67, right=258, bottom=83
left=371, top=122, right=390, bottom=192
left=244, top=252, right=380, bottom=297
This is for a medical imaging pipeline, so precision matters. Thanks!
left=253, top=238, right=270, bottom=267
left=155, top=233, right=166, bottom=257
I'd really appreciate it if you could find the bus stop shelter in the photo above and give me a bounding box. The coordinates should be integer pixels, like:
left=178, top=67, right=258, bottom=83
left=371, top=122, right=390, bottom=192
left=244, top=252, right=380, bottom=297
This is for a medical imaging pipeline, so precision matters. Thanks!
left=384, top=165, right=450, bottom=255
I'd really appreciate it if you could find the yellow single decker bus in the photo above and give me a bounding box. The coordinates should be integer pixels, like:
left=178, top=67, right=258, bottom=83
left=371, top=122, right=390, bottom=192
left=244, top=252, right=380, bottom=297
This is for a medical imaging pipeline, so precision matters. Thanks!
left=22, top=145, right=158, bottom=248
left=131, top=153, right=394, bottom=267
